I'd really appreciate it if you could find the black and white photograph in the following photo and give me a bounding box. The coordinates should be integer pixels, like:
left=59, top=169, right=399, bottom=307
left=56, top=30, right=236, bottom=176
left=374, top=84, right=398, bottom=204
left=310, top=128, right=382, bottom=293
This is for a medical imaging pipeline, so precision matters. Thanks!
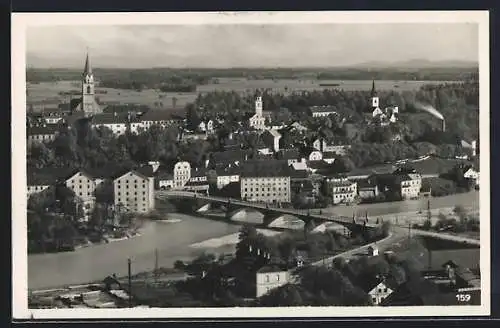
left=12, top=11, right=490, bottom=319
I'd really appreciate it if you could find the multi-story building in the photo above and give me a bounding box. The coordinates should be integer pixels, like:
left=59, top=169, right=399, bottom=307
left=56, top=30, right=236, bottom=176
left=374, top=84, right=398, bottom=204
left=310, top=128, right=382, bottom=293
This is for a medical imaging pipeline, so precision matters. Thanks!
left=113, top=167, right=155, bottom=214
left=309, top=105, right=337, bottom=118
left=249, top=96, right=266, bottom=130
left=65, top=170, right=104, bottom=221
left=240, top=160, right=291, bottom=204
left=139, top=110, right=184, bottom=130
left=198, top=120, right=214, bottom=134
left=312, top=138, right=351, bottom=155
left=215, top=166, right=241, bottom=190
left=327, top=177, right=358, bottom=205
left=256, top=265, right=290, bottom=298
left=27, top=169, right=58, bottom=198
left=262, top=129, right=281, bottom=153
left=399, top=173, right=422, bottom=200
left=276, top=149, right=301, bottom=166
left=91, top=113, right=130, bottom=136
left=27, top=124, right=59, bottom=146
left=363, top=278, right=395, bottom=306
left=173, top=161, right=192, bottom=189
left=184, top=168, right=210, bottom=194
left=357, top=179, right=380, bottom=200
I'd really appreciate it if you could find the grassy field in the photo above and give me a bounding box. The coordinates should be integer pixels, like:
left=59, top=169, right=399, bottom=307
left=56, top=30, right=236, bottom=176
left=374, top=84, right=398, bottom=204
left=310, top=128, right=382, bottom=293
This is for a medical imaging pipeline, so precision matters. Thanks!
left=27, top=78, right=455, bottom=110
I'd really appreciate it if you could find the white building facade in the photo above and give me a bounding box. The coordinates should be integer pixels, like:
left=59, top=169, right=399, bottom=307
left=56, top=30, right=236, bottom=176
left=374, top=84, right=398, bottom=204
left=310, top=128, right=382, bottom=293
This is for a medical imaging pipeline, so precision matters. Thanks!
left=400, top=173, right=422, bottom=200
left=328, top=178, right=358, bottom=205
left=241, top=176, right=291, bottom=204
left=256, top=269, right=290, bottom=298
left=173, top=161, right=192, bottom=189
left=249, top=97, right=266, bottom=130
left=113, top=170, right=155, bottom=214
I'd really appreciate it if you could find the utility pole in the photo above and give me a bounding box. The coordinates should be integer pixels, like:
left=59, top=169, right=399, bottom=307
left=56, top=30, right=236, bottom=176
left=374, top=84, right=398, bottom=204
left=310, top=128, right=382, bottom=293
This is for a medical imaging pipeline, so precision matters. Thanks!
left=128, top=258, right=132, bottom=308
left=427, top=199, right=431, bottom=226
left=154, top=248, right=159, bottom=284
left=408, top=222, right=411, bottom=240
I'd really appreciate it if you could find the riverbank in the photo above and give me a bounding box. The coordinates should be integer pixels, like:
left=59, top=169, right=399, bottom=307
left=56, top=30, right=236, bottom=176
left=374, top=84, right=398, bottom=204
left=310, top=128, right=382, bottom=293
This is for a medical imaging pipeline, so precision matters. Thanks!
left=28, top=191, right=479, bottom=290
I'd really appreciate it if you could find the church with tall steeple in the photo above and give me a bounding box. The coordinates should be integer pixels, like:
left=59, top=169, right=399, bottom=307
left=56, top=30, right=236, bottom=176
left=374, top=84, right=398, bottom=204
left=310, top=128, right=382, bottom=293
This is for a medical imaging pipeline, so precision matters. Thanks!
left=71, top=51, right=101, bottom=117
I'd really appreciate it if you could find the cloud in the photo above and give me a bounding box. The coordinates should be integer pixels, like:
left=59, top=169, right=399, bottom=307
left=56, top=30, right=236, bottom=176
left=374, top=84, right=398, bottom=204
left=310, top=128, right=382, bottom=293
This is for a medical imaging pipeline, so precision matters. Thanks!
left=26, top=23, right=479, bottom=68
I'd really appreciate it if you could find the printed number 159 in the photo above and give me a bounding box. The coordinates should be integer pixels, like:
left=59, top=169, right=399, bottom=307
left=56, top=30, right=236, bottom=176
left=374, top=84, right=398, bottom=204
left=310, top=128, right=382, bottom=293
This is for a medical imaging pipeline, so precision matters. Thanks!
left=456, top=294, right=471, bottom=302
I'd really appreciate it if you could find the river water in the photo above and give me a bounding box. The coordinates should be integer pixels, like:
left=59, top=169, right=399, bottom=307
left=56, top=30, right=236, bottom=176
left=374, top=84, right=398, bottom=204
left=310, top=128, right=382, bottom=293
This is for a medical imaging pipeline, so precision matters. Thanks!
left=28, top=191, right=479, bottom=290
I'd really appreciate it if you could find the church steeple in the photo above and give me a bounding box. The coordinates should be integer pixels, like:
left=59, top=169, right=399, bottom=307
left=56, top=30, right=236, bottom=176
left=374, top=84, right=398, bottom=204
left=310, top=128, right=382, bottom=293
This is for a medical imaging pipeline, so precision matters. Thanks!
left=83, top=50, right=92, bottom=77
left=80, top=48, right=100, bottom=116
left=370, top=79, right=380, bottom=109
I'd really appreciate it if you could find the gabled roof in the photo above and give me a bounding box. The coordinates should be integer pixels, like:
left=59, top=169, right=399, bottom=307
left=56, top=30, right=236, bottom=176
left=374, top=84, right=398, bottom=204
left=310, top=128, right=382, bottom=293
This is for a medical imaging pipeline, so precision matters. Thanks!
left=135, top=165, right=155, bottom=178
left=322, top=151, right=339, bottom=159
left=264, top=129, right=281, bottom=138
left=241, top=159, right=291, bottom=178
left=276, top=148, right=300, bottom=161
left=190, top=168, right=208, bottom=177
left=327, top=179, right=356, bottom=187
left=257, top=264, right=289, bottom=273
left=185, top=180, right=209, bottom=187
left=309, top=105, right=337, bottom=113
left=358, top=276, right=398, bottom=294
left=91, top=113, right=130, bottom=125
left=140, top=110, right=185, bottom=122
left=27, top=167, right=70, bottom=185
left=27, top=124, right=60, bottom=136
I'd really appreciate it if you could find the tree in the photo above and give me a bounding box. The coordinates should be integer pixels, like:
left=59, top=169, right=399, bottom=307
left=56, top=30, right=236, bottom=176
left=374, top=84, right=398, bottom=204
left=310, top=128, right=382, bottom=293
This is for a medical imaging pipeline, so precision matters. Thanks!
left=186, top=104, right=202, bottom=131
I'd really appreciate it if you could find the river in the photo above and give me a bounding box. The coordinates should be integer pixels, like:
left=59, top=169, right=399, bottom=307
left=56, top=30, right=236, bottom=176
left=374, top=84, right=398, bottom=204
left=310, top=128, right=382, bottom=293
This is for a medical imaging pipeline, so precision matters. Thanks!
left=28, top=191, right=479, bottom=290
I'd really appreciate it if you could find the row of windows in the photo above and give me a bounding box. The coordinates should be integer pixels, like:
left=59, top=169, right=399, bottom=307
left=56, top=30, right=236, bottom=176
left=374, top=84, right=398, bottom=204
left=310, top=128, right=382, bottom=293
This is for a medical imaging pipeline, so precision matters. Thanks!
left=334, top=194, right=354, bottom=199
left=117, top=192, right=147, bottom=197
left=29, top=185, right=49, bottom=191
left=117, top=184, right=147, bottom=190
left=117, top=179, right=147, bottom=184
left=332, top=187, right=356, bottom=193
left=242, top=192, right=288, bottom=198
left=30, top=135, right=54, bottom=140
left=118, top=193, right=146, bottom=200
left=243, top=178, right=288, bottom=182
left=244, top=187, right=286, bottom=192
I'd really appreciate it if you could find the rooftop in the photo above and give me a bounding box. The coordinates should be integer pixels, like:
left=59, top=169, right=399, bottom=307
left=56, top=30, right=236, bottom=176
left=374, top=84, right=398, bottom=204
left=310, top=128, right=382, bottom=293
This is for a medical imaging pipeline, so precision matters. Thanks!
left=241, top=160, right=291, bottom=178
left=309, top=105, right=338, bottom=113
left=91, top=113, right=132, bottom=125
left=139, top=109, right=185, bottom=122
left=327, top=179, right=356, bottom=187
left=276, top=148, right=300, bottom=161
left=27, top=124, right=60, bottom=136
left=257, top=264, right=289, bottom=274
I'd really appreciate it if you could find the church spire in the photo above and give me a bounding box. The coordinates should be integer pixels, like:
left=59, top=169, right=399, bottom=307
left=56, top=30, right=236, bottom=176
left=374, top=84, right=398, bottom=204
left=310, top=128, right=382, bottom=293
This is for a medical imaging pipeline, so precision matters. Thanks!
left=370, top=79, right=376, bottom=97
left=83, top=50, right=92, bottom=76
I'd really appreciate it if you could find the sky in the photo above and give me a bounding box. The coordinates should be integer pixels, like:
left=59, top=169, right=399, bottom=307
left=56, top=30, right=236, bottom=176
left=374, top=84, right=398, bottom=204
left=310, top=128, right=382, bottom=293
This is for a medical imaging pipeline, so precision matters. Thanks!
left=26, top=23, right=479, bottom=68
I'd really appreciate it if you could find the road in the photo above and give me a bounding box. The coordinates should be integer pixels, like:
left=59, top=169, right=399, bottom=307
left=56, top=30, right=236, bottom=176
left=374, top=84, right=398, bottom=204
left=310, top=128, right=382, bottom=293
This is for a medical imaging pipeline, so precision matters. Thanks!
left=159, top=190, right=480, bottom=247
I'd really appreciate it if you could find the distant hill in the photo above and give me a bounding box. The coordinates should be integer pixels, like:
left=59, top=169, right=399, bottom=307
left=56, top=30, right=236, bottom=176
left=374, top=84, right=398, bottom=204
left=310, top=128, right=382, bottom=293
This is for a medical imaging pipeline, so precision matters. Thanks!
left=354, top=59, right=478, bottom=69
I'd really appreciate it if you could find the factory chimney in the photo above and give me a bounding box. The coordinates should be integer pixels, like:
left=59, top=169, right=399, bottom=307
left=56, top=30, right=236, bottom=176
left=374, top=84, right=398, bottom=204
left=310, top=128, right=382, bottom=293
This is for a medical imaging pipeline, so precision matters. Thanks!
left=442, top=120, right=446, bottom=132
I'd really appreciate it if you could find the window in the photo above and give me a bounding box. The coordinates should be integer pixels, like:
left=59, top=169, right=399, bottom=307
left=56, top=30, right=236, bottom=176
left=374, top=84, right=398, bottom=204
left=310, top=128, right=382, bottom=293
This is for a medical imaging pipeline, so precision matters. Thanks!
left=86, top=86, right=91, bottom=94
left=276, top=274, right=280, bottom=281
left=265, top=275, right=270, bottom=282
left=372, top=297, right=376, bottom=303
left=384, top=288, right=388, bottom=293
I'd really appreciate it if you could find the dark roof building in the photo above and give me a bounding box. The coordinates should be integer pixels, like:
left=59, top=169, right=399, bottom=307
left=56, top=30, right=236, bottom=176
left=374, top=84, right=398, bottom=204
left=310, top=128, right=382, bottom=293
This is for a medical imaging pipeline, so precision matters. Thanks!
left=139, top=109, right=185, bottom=122
left=241, top=160, right=291, bottom=178
left=27, top=124, right=60, bottom=136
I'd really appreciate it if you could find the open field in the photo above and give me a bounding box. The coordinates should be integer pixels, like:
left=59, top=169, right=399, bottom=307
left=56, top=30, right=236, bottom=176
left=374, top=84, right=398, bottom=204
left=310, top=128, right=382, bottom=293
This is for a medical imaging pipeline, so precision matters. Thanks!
left=27, top=78, right=458, bottom=110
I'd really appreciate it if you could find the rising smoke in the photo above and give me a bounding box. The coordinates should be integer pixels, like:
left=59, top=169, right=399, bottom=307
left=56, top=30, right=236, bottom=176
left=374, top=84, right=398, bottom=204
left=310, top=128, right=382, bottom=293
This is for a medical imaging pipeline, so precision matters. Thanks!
left=414, top=102, right=444, bottom=120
